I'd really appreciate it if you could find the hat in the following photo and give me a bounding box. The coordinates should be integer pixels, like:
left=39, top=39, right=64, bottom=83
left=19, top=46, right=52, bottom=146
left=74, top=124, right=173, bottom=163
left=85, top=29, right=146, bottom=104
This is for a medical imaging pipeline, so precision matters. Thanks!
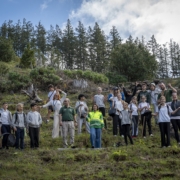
left=113, top=87, right=118, bottom=90
left=150, top=83, right=156, bottom=87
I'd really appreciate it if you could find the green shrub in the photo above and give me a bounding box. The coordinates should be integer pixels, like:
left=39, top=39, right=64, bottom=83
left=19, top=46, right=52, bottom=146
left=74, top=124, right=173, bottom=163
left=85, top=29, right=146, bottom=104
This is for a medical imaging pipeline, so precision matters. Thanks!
left=8, top=72, right=31, bottom=91
left=64, top=70, right=109, bottom=84
left=111, top=150, right=127, bottom=161
left=0, top=62, right=9, bottom=75
left=30, top=67, right=60, bottom=88
left=105, top=72, right=127, bottom=85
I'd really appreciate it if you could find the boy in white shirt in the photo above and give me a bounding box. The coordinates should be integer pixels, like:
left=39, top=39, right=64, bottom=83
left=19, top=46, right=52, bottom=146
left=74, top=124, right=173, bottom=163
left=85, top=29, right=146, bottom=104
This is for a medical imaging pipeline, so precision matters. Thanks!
left=26, top=103, right=42, bottom=148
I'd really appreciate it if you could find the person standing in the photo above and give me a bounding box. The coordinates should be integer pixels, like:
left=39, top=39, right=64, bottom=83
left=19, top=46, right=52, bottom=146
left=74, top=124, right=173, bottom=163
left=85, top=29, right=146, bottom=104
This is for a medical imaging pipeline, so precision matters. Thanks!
left=137, top=83, right=150, bottom=104
left=59, top=98, right=77, bottom=148
left=87, top=104, right=104, bottom=148
left=149, top=83, right=161, bottom=124
left=75, top=94, right=89, bottom=134
left=12, top=103, right=26, bottom=150
left=112, top=93, right=124, bottom=136
left=153, top=96, right=180, bottom=148
left=129, top=96, right=139, bottom=137
left=138, top=95, right=153, bottom=138
left=41, top=90, right=67, bottom=138
left=0, top=103, right=12, bottom=149
left=170, top=93, right=180, bottom=144
left=122, top=82, right=138, bottom=104
left=158, top=83, right=177, bottom=104
left=121, top=102, right=133, bottom=145
left=26, top=103, right=42, bottom=149
left=107, top=88, right=114, bottom=108
left=93, top=87, right=107, bottom=129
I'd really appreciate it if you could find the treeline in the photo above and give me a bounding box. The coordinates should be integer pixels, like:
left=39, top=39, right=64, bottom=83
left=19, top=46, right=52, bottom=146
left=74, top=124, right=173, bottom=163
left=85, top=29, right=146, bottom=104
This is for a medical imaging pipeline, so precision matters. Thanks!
left=0, top=19, right=180, bottom=81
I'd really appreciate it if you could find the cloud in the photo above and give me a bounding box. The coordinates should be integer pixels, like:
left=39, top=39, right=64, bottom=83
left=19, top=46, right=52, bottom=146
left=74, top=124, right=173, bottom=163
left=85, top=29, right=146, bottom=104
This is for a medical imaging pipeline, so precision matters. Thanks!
left=69, top=0, right=180, bottom=44
left=40, top=0, right=52, bottom=11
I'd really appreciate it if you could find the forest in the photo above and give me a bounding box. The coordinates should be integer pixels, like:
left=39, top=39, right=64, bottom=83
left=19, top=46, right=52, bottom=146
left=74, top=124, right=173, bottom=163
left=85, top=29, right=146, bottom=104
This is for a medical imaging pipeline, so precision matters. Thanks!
left=0, top=18, right=180, bottom=81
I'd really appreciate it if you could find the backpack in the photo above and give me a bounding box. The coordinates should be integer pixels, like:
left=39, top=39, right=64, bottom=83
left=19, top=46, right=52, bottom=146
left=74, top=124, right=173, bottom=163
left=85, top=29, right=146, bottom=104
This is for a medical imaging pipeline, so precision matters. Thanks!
left=14, top=112, right=26, bottom=124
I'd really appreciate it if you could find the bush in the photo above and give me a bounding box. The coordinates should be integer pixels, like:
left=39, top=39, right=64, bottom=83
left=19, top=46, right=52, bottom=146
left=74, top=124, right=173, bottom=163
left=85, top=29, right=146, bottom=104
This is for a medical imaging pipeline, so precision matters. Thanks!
left=105, top=72, right=127, bottom=86
left=30, top=67, right=60, bottom=88
left=0, top=62, right=9, bottom=75
left=64, top=70, right=109, bottom=84
left=8, top=72, right=31, bottom=91
left=111, top=150, right=127, bottom=161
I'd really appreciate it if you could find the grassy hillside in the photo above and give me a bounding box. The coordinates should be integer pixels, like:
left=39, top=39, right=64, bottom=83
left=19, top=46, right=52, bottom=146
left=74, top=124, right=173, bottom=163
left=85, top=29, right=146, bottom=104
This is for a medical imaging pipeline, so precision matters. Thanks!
left=1, top=92, right=180, bottom=180
left=1, top=62, right=180, bottom=179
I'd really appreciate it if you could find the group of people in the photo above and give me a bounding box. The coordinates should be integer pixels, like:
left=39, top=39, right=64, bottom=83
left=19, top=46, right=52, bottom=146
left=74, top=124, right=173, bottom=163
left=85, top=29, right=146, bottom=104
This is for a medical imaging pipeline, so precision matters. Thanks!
left=1, top=81, right=180, bottom=150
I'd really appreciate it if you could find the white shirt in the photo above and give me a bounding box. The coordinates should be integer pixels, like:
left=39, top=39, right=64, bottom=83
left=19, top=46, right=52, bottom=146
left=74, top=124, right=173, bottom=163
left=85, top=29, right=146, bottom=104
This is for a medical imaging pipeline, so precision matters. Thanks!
left=48, top=90, right=56, bottom=101
left=43, top=91, right=66, bottom=114
left=94, top=94, right=105, bottom=108
left=0, top=109, right=11, bottom=125
left=138, top=102, right=150, bottom=115
left=26, top=111, right=42, bottom=128
left=115, top=100, right=124, bottom=115
left=157, top=105, right=173, bottom=123
left=128, top=103, right=138, bottom=116
left=75, top=101, right=88, bottom=117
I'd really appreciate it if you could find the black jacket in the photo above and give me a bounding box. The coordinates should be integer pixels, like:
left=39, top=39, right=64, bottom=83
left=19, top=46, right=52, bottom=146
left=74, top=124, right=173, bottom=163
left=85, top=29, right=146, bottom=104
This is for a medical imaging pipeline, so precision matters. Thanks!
left=123, top=86, right=137, bottom=104
left=171, top=100, right=180, bottom=117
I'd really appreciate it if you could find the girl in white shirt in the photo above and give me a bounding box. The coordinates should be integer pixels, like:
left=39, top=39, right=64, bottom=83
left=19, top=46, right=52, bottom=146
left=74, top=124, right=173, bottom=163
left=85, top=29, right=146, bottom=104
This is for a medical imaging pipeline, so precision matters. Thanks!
left=153, top=96, right=180, bottom=147
left=112, top=93, right=124, bottom=136
left=41, top=91, right=66, bottom=138
left=129, top=96, right=138, bottom=137
left=138, top=95, right=152, bottom=138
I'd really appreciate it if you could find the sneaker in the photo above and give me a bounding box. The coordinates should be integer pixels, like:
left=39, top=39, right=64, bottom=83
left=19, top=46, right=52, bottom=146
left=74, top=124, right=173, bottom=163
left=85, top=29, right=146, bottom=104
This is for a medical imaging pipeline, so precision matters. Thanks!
left=121, top=135, right=124, bottom=138
left=167, top=145, right=171, bottom=148
left=150, top=134, right=153, bottom=137
left=71, top=144, right=76, bottom=148
left=162, top=146, right=166, bottom=148
left=143, top=136, right=146, bottom=139
left=114, top=135, right=117, bottom=137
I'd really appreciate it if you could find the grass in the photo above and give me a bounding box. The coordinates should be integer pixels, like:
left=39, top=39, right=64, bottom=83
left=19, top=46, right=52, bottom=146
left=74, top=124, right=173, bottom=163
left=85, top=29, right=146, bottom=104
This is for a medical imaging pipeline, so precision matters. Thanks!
left=1, top=92, right=180, bottom=179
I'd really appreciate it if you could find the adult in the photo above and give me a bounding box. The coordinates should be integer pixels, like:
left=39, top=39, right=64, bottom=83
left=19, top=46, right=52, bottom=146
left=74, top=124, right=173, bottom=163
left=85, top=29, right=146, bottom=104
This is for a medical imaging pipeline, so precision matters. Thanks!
left=59, top=98, right=77, bottom=148
left=149, top=83, right=161, bottom=124
left=41, top=90, right=66, bottom=138
left=112, top=93, right=124, bottom=136
left=122, top=82, right=138, bottom=104
left=75, top=94, right=90, bottom=134
left=137, top=83, right=150, bottom=104
left=170, top=93, right=180, bottom=144
left=158, top=83, right=177, bottom=104
left=93, top=87, right=107, bottom=129
left=87, top=104, right=104, bottom=148
left=107, top=88, right=114, bottom=108
left=0, top=103, right=12, bottom=149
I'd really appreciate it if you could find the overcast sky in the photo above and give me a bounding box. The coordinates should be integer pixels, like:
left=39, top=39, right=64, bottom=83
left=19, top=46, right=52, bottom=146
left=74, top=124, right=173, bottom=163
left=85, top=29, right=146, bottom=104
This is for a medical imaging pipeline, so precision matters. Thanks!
left=1, top=0, right=180, bottom=44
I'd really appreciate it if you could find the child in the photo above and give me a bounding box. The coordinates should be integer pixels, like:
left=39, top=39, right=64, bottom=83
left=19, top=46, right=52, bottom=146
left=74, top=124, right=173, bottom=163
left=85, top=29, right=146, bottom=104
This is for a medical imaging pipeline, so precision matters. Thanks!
left=75, top=94, right=89, bottom=134
left=86, top=104, right=104, bottom=148
left=12, top=103, right=26, bottom=150
left=93, top=87, right=107, bottom=129
left=0, top=102, right=12, bottom=149
left=129, top=96, right=138, bottom=137
left=26, top=103, right=42, bottom=148
left=46, top=84, right=56, bottom=122
left=138, top=95, right=153, bottom=138
left=121, top=102, right=133, bottom=145
left=153, top=96, right=180, bottom=147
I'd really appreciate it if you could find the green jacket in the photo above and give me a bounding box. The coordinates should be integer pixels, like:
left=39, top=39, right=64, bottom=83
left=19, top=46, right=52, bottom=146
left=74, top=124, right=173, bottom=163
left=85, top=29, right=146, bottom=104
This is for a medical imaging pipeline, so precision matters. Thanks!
left=86, top=111, right=104, bottom=128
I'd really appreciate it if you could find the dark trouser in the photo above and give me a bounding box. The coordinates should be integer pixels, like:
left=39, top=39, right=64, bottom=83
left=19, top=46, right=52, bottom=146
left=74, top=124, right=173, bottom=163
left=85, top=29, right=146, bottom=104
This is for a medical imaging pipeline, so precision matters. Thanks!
left=159, top=122, right=170, bottom=147
left=141, top=114, right=152, bottom=136
left=122, top=124, right=133, bottom=145
left=29, top=127, right=40, bottom=148
left=1, top=124, right=11, bottom=148
left=171, top=119, right=180, bottom=143
left=15, top=127, right=25, bottom=149
left=113, top=115, right=123, bottom=136
left=99, top=107, right=107, bottom=129
left=132, top=115, right=138, bottom=136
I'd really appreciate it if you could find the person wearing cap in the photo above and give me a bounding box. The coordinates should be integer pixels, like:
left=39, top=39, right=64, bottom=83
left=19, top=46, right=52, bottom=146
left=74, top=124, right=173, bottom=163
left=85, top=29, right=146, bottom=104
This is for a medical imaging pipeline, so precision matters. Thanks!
left=137, top=83, right=151, bottom=104
left=149, top=83, right=161, bottom=124
left=75, top=94, right=89, bottom=134
left=122, top=82, right=138, bottom=104
left=158, top=82, right=177, bottom=104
